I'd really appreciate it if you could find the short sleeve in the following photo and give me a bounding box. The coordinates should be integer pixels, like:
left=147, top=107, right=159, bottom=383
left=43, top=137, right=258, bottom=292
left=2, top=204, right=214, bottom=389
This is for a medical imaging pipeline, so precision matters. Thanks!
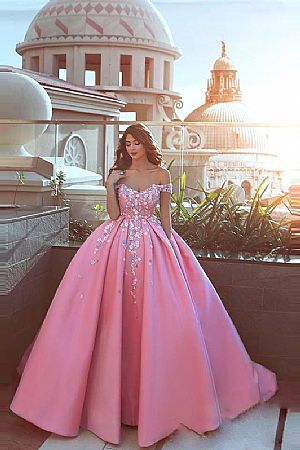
left=160, top=183, right=172, bottom=193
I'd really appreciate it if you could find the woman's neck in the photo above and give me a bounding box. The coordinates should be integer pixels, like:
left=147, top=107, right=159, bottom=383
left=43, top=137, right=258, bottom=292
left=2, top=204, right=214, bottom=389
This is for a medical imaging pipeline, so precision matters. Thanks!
left=129, top=161, right=157, bottom=171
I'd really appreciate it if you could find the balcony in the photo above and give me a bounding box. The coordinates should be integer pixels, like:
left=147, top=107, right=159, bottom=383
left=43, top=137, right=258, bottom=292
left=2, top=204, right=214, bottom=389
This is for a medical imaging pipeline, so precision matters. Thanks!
left=1, top=120, right=300, bottom=450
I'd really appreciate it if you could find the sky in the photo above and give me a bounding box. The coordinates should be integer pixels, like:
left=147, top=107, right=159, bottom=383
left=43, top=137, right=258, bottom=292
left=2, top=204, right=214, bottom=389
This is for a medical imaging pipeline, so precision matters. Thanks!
left=0, top=0, right=300, bottom=122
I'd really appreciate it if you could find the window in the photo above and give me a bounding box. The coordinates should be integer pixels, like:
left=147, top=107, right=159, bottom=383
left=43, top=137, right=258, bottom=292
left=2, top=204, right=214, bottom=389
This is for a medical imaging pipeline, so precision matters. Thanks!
left=144, top=57, right=154, bottom=88
left=163, top=60, right=171, bottom=90
left=119, top=112, right=137, bottom=135
left=85, top=54, right=101, bottom=86
left=59, top=69, right=67, bottom=81
left=30, top=56, right=39, bottom=72
left=53, top=54, right=67, bottom=80
left=119, top=55, right=132, bottom=87
left=64, top=134, right=87, bottom=169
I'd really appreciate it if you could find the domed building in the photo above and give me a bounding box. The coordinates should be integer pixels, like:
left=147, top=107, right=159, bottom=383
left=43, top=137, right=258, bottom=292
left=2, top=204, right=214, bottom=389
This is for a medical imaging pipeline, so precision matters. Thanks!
left=16, top=0, right=182, bottom=122
left=4, top=0, right=183, bottom=223
left=185, top=42, right=282, bottom=197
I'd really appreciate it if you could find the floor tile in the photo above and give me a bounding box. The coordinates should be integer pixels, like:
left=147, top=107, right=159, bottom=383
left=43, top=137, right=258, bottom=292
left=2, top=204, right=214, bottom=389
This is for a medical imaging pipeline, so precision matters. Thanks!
left=162, top=403, right=280, bottom=450
left=38, top=429, right=106, bottom=449
left=104, top=425, right=157, bottom=450
left=282, top=411, right=300, bottom=450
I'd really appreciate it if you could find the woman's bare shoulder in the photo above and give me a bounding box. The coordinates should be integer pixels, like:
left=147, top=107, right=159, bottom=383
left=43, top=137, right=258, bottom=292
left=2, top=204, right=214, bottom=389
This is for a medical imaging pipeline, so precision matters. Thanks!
left=158, top=167, right=171, bottom=184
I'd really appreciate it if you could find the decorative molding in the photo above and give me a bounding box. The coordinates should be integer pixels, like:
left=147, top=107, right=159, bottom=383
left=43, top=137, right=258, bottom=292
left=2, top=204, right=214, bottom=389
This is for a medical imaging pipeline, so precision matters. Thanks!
left=164, top=127, right=205, bottom=150
left=187, top=128, right=205, bottom=149
left=157, top=95, right=173, bottom=121
left=38, top=2, right=153, bottom=21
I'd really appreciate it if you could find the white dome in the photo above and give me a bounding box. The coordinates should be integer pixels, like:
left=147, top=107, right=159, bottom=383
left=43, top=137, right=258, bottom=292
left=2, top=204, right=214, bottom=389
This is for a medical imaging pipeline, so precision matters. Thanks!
left=0, top=72, right=52, bottom=156
left=186, top=102, right=269, bottom=151
left=19, top=0, right=178, bottom=54
left=186, top=102, right=253, bottom=123
left=199, top=102, right=252, bottom=123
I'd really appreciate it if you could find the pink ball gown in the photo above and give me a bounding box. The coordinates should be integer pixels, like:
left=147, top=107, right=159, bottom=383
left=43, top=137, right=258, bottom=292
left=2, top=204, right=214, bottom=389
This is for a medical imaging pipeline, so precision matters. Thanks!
left=10, top=182, right=277, bottom=448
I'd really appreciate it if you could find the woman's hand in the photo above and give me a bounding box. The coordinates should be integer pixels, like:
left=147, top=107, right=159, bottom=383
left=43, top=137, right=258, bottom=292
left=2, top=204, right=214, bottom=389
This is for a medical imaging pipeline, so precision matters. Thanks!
left=106, top=169, right=126, bottom=187
left=105, top=170, right=126, bottom=220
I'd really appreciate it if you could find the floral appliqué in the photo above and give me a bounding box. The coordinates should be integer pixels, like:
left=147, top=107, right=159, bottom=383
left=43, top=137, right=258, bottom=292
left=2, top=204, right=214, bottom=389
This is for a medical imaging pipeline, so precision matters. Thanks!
left=91, top=220, right=116, bottom=265
left=92, top=182, right=172, bottom=309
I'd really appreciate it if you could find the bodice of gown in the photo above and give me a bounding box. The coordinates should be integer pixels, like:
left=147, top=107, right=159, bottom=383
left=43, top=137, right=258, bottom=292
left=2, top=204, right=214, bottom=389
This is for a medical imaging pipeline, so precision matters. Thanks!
left=115, top=183, right=172, bottom=219
left=90, top=182, right=173, bottom=277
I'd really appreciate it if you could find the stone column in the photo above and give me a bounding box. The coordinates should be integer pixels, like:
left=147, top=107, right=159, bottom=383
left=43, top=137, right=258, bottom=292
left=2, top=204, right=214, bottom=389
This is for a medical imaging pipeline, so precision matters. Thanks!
left=101, top=47, right=120, bottom=86
left=66, top=48, right=75, bottom=84
left=153, top=54, right=163, bottom=90
left=72, top=46, right=85, bottom=85
left=169, top=59, right=174, bottom=90
left=44, top=49, right=54, bottom=76
left=131, top=51, right=145, bottom=88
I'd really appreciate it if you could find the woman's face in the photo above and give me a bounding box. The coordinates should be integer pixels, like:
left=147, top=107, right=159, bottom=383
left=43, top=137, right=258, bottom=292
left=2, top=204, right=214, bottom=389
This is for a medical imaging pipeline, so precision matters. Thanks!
left=125, top=133, right=147, bottom=160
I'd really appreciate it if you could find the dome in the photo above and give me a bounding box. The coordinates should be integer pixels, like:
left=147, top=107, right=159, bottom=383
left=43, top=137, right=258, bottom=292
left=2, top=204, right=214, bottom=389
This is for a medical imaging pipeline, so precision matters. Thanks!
left=0, top=72, right=52, bottom=156
left=19, top=0, right=179, bottom=54
left=186, top=102, right=252, bottom=123
left=186, top=102, right=269, bottom=151
left=196, top=102, right=252, bottom=123
left=213, top=56, right=235, bottom=71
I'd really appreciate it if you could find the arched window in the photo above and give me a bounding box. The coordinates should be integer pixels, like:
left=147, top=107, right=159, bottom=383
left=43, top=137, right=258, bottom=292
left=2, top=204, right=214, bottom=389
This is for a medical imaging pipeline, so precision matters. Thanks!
left=63, top=134, right=87, bottom=169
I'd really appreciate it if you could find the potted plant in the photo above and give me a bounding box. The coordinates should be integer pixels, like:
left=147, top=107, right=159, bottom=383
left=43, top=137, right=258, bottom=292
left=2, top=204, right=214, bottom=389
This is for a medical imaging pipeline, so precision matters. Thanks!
left=0, top=170, right=25, bottom=208
left=50, top=170, right=67, bottom=206
left=167, top=173, right=291, bottom=257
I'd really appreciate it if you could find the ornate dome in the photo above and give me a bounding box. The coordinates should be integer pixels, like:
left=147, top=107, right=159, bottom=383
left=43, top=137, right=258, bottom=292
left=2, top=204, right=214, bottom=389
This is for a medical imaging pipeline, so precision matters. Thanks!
left=186, top=102, right=269, bottom=151
left=191, top=102, right=252, bottom=123
left=213, top=56, right=235, bottom=71
left=186, top=101, right=252, bottom=123
left=18, top=0, right=179, bottom=54
left=213, top=42, right=235, bottom=71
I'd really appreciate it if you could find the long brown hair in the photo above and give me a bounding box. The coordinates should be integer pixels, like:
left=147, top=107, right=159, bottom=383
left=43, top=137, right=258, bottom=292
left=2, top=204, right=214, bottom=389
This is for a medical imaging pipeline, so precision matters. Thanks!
left=106, top=123, right=165, bottom=180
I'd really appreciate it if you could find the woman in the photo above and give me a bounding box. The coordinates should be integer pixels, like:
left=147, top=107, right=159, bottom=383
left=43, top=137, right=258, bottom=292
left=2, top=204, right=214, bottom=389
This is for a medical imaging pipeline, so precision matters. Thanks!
left=10, top=123, right=277, bottom=448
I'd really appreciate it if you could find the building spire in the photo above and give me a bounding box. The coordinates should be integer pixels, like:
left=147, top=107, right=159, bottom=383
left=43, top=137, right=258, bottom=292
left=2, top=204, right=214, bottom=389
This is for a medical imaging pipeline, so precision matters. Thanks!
left=221, top=41, right=227, bottom=57
left=205, top=43, right=242, bottom=104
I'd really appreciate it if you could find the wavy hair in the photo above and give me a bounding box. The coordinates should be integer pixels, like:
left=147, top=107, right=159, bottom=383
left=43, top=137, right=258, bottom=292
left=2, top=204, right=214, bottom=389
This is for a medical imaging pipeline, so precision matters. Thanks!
left=107, top=123, right=165, bottom=179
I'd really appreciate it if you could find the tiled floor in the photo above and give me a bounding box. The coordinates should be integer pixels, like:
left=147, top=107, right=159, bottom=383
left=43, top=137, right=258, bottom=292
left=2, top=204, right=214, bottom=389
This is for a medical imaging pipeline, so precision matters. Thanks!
left=1, top=376, right=50, bottom=450
left=2, top=376, right=300, bottom=450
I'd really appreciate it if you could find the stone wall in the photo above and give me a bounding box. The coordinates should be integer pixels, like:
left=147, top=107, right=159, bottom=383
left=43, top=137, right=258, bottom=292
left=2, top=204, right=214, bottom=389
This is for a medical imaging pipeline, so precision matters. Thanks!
left=199, top=258, right=300, bottom=381
left=1, top=206, right=69, bottom=382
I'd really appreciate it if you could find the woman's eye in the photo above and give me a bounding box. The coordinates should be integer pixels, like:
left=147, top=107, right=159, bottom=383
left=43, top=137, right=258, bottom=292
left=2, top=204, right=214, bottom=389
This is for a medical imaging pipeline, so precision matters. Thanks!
left=126, top=141, right=139, bottom=146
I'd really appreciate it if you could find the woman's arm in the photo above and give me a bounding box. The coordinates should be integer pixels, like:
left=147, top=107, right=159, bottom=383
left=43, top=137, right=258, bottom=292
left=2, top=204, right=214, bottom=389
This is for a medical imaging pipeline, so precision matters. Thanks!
left=105, top=182, right=120, bottom=220
left=105, top=169, right=125, bottom=220
left=159, top=168, right=172, bottom=240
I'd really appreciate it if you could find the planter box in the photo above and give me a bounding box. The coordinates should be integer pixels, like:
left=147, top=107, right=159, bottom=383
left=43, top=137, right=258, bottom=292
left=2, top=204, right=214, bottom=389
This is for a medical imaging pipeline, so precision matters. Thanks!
left=197, top=253, right=300, bottom=381
left=0, top=206, right=69, bottom=382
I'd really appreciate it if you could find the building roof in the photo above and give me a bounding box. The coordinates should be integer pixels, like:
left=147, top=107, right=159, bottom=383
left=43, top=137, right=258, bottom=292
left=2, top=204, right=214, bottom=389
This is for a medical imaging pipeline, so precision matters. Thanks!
left=213, top=42, right=236, bottom=71
left=186, top=102, right=269, bottom=151
left=0, top=65, right=120, bottom=102
left=184, top=42, right=268, bottom=151
left=17, top=0, right=180, bottom=57
left=213, top=56, right=236, bottom=71
left=187, top=102, right=252, bottom=123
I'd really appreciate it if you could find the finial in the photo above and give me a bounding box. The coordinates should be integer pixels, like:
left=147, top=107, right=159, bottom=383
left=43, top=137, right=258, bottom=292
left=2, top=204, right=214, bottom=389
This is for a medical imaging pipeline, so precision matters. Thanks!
left=221, top=41, right=227, bottom=57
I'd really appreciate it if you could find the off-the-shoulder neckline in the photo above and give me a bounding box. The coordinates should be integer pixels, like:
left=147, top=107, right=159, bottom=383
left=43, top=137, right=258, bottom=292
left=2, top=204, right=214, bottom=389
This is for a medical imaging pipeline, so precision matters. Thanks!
left=116, top=183, right=171, bottom=194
